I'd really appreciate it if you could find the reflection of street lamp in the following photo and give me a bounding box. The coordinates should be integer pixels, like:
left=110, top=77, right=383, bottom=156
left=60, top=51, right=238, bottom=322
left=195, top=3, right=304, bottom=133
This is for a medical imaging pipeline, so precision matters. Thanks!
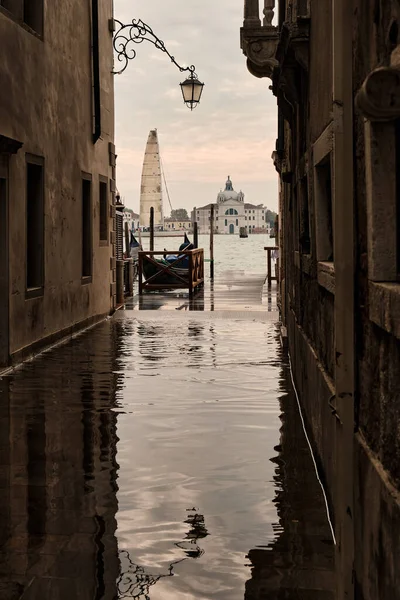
left=112, top=18, right=204, bottom=110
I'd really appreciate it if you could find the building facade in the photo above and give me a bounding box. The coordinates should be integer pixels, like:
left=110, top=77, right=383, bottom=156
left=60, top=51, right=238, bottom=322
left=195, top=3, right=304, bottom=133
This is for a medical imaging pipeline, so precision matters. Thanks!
left=193, top=177, right=270, bottom=234
left=241, top=1, right=400, bottom=599
left=123, top=208, right=140, bottom=233
left=0, top=0, right=116, bottom=367
left=164, top=218, right=192, bottom=231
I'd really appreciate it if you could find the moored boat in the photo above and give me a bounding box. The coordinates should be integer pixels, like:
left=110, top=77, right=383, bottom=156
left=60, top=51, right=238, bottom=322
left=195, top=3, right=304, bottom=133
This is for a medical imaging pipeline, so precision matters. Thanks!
left=141, top=233, right=195, bottom=285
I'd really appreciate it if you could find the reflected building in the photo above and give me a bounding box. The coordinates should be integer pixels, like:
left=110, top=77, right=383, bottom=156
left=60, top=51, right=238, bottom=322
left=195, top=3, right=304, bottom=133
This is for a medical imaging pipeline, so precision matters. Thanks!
left=245, top=354, right=335, bottom=599
left=0, top=321, right=122, bottom=599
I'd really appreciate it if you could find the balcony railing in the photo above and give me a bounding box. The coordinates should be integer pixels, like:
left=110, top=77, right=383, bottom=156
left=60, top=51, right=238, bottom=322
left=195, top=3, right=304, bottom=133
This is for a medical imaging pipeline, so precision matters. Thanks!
left=243, top=0, right=276, bottom=28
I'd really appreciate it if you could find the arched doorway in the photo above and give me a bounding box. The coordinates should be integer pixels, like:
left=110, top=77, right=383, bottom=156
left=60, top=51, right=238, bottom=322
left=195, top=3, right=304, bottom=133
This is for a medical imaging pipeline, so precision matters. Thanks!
left=229, top=223, right=234, bottom=234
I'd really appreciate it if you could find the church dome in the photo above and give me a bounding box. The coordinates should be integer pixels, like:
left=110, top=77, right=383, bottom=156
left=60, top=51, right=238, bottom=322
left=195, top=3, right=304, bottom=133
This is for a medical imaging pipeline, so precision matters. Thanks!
left=217, top=176, right=243, bottom=203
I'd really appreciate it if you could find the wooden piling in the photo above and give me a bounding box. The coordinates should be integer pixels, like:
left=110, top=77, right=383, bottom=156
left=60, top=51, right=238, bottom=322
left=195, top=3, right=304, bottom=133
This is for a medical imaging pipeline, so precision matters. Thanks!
left=193, top=221, right=198, bottom=248
left=264, top=246, right=278, bottom=286
left=116, top=259, right=125, bottom=304
left=210, top=205, right=214, bottom=279
left=267, top=248, right=272, bottom=286
left=150, top=207, right=154, bottom=252
left=124, top=222, right=130, bottom=258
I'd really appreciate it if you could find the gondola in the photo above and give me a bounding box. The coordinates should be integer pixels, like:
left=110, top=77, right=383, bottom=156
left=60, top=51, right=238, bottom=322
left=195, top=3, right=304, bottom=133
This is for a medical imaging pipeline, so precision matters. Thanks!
left=142, top=233, right=195, bottom=285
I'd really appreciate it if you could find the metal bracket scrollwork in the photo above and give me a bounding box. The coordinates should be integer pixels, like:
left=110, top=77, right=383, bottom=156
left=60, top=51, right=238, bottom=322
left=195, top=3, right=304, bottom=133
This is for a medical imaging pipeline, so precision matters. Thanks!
left=113, top=18, right=196, bottom=77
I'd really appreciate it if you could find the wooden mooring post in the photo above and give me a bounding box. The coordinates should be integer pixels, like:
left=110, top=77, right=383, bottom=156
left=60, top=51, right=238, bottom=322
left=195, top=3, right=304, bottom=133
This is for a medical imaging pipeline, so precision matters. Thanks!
left=193, top=221, right=198, bottom=248
left=124, top=222, right=130, bottom=258
left=265, top=246, right=278, bottom=286
left=150, top=206, right=154, bottom=252
left=210, top=205, right=214, bottom=279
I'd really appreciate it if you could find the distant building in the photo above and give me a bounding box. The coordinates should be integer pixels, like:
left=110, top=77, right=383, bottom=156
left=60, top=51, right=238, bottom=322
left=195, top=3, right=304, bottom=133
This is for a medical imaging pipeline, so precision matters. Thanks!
left=164, top=217, right=192, bottom=231
left=193, top=177, right=270, bottom=234
left=123, top=208, right=140, bottom=232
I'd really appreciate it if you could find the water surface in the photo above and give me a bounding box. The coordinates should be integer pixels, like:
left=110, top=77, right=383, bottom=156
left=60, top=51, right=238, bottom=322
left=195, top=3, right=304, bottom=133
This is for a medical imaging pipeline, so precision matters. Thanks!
left=0, top=311, right=334, bottom=599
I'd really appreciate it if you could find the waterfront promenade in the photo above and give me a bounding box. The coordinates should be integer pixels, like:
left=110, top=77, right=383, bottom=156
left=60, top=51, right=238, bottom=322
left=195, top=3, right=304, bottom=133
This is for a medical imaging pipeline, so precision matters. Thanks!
left=0, top=271, right=335, bottom=599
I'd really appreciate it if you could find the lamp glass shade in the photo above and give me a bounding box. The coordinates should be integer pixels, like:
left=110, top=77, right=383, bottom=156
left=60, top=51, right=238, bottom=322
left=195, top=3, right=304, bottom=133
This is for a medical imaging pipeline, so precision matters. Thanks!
left=180, top=76, right=204, bottom=110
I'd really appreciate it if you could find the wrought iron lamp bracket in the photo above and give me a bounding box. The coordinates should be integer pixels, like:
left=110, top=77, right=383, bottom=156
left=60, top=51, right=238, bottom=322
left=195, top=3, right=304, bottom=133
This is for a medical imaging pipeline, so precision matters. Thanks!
left=112, top=18, right=197, bottom=77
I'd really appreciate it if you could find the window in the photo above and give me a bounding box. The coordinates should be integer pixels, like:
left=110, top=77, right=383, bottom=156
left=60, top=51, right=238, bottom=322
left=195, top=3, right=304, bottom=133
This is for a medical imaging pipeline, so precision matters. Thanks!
left=236, top=219, right=238, bottom=226
left=314, top=156, right=333, bottom=262
left=26, top=156, right=44, bottom=293
left=253, top=216, right=255, bottom=220
left=225, top=208, right=238, bottom=215
left=0, top=0, right=22, bottom=19
left=1, top=1, right=43, bottom=35
left=99, top=177, right=108, bottom=243
left=82, top=175, right=92, bottom=280
left=299, top=176, right=310, bottom=254
left=225, top=219, right=227, bottom=226
left=23, top=0, right=43, bottom=35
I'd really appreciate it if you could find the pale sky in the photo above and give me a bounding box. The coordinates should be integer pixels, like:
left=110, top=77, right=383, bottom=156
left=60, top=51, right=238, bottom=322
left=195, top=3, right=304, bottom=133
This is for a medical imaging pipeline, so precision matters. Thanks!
left=114, top=0, right=278, bottom=215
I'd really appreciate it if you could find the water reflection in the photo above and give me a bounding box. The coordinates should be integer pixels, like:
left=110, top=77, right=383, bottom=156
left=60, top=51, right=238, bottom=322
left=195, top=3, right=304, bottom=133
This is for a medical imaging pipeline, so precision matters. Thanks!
left=0, top=325, right=121, bottom=599
left=0, top=316, right=334, bottom=600
left=118, top=509, right=208, bottom=599
left=244, top=354, right=335, bottom=599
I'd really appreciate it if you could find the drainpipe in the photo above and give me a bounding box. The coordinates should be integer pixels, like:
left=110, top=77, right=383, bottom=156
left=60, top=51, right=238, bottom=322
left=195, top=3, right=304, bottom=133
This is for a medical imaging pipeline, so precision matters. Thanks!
left=332, top=0, right=355, bottom=597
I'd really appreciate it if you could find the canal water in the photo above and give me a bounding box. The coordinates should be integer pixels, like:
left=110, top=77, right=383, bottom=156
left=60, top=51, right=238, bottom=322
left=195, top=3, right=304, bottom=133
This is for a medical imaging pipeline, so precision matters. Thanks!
left=0, top=235, right=335, bottom=599
left=139, top=233, right=275, bottom=273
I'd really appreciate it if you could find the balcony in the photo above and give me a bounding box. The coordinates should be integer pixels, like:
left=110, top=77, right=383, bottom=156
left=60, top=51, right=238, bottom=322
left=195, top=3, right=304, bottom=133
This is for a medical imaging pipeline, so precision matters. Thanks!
left=240, top=0, right=279, bottom=79
left=241, top=1, right=310, bottom=81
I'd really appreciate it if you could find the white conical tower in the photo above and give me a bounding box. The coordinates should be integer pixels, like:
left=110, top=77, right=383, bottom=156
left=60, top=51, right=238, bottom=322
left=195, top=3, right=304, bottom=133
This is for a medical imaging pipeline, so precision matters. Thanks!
left=139, top=129, right=164, bottom=228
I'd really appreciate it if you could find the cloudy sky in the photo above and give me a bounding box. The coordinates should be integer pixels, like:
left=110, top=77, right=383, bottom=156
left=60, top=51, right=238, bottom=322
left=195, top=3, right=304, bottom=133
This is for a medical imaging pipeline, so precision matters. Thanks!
left=114, top=0, right=278, bottom=215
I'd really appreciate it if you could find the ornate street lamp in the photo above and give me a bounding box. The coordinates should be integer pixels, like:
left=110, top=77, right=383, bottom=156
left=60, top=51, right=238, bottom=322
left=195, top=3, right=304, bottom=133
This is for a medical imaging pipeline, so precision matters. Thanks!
left=112, top=19, right=204, bottom=110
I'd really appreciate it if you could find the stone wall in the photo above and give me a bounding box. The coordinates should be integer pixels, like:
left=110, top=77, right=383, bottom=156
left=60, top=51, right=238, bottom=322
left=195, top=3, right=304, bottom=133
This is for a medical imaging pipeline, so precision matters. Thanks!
left=352, top=2, right=400, bottom=596
left=0, top=0, right=115, bottom=362
left=253, top=0, right=400, bottom=597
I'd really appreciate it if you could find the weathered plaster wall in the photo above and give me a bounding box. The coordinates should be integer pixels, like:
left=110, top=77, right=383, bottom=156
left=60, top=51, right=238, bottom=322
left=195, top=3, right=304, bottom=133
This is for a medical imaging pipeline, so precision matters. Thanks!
left=287, top=309, right=336, bottom=521
left=309, top=0, right=333, bottom=142
left=354, top=435, right=400, bottom=600
left=0, top=0, right=115, bottom=357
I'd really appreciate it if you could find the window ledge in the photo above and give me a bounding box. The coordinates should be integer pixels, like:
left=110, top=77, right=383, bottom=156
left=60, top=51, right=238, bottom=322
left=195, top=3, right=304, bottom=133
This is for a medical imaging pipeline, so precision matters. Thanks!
left=301, top=253, right=312, bottom=275
left=369, top=282, right=400, bottom=340
left=25, top=286, right=44, bottom=300
left=99, top=239, right=109, bottom=247
left=81, top=276, right=92, bottom=285
left=294, top=252, right=313, bottom=275
left=317, top=261, right=335, bottom=294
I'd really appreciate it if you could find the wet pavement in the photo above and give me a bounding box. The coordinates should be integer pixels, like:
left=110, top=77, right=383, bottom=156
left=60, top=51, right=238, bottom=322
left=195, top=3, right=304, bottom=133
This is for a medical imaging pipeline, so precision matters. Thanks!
left=0, top=273, right=335, bottom=599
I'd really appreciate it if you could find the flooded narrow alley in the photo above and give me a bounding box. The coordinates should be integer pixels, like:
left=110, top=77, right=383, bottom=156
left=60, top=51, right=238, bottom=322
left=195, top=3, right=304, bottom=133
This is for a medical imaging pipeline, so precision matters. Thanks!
left=0, top=268, right=335, bottom=599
